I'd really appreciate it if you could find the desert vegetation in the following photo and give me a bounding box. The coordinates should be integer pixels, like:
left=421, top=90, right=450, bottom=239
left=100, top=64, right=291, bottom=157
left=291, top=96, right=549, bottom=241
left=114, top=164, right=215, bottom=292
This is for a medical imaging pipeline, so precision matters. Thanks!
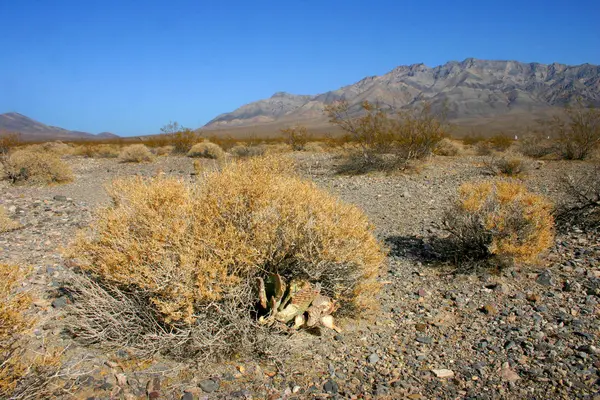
left=441, top=180, right=554, bottom=268
left=0, top=206, right=19, bottom=233
left=186, top=141, right=225, bottom=160
left=482, top=153, right=530, bottom=177
left=1, top=149, right=73, bottom=185
left=118, top=144, right=155, bottom=163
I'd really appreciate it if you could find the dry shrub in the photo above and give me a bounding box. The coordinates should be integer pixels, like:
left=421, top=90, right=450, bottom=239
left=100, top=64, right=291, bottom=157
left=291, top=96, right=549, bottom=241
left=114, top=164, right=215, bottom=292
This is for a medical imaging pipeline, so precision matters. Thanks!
left=546, top=101, right=600, bottom=160
left=160, top=122, right=202, bottom=154
left=518, top=133, right=555, bottom=158
left=187, top=142, right=225, bottom=160
left=152, top=145, right=174, bottom=156
left=2, top=149, right=74, bottom=185
left=229, top=144, right=266, bottom=158
left=325, top=101, right=447, bottom=173
left=0, top=132, right=21, bottom=156
left=0, top=264, right=63, bottom=399
left=434, top=138, right=461, bottom=156
left=475, top=141, right=494, bottom=156
left=40, top=141, right=72, bottom=156
left=488, top=134, right=513, bottom=152
left=281, top=126, right=311, bottom=151
left=66, top=156, right=384, bottom=360
left=462, top=134, right=485, bottom=146
left=119, top=144, right=155, bottom=163
left=73, top=144, right=120, bottom=158
left=556, top=164, right=600, bottom=229
left=303, top=141, right=326, bottom=153
left=442, top=180, right=554, bottom=267
left=0, top=206, right=19, bottom=233
left=264, top=143, right=293, bottom=154
left=483, top=154, right=530, bottom=177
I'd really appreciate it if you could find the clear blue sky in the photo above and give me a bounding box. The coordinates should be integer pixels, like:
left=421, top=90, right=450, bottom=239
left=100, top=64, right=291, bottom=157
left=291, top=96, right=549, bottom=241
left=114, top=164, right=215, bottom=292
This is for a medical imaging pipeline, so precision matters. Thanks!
left=1, top=0, right=599, bottom=136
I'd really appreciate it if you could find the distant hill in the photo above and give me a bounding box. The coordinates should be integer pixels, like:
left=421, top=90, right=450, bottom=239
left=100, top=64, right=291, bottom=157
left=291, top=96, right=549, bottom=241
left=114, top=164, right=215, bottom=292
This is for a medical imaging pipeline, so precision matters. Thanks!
left=0, top=112, right=119, bottom=141
left=204, top=58, right=600, bottom=131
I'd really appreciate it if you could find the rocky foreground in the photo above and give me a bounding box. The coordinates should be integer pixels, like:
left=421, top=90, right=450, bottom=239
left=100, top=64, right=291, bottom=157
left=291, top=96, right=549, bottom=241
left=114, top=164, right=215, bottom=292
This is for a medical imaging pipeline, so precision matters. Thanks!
left=0, top=154, right=598, bottom=399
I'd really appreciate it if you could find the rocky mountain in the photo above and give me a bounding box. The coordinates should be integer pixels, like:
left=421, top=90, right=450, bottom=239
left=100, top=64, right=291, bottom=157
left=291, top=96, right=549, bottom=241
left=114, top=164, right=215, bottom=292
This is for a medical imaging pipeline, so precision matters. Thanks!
left=204, top=58, right=600, bottom=129
left=0, top=112, right=119, bottom=140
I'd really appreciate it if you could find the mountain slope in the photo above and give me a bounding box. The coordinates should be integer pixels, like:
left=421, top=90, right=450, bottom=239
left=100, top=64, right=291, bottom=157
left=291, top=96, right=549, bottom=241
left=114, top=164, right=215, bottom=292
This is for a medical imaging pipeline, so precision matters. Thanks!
left=204, top=58, right=600, bottom=129
left=0, top=113, right=119, bottom=140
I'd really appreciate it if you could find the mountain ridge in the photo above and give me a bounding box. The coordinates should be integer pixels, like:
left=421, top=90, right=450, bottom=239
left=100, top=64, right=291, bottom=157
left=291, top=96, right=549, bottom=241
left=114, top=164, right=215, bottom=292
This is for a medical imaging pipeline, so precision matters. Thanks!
left=0, top=112, right=119, bottom=140
left=204, top=58, right=600, bottom=129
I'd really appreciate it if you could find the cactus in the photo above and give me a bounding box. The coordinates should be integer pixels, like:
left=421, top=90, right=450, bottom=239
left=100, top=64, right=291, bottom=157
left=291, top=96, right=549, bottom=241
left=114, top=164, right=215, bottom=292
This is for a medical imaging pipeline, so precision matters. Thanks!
left=257, top=273, right=340, bottom=332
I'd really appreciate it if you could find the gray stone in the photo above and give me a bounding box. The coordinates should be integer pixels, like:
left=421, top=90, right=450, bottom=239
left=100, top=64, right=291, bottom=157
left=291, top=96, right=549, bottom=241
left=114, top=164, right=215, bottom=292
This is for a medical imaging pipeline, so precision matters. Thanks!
left=51, top=296, right=68, bottom=309
left=536, top=270, right=554, bottom=286
left=416, top=336, right=433, bottom=344
left=323, top=379, right=338, bottom=394
left=199, top=379, right=219, bottom=393
left=368, top=353, right=380, bottom=364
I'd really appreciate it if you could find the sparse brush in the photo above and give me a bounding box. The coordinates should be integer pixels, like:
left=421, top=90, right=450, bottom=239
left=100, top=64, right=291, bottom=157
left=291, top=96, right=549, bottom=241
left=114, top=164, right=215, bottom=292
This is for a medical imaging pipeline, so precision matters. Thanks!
left=0, top=206, right=19, bottom=233
left=475, top=141, right=493, bottom=156
left=229, top=144, right=266, bottom=158
left=555, top=163, right=600, bottom=230
left=546, top=100, right=600, bottom=160
left=66, top=156, right=384, bottom=360
left=482, top=154, right=530, bottom=177
left=441, top=180, right=554, bottom=268
left=187, top=142, right=225, bottom=160
left=434, top=138, right=461, bottom=156
left=0, top=132, right=21, bottom=156
left=1, top=149, right=74, bottom=185
left=488, top=134, right=513, bottom=152
left=303, top=141, right=326, bottom=153
left=0, top=263, right=64, bottom=399
left=264, top=143, right=293, bottom=154
left=518, top=134, right=555, bottom=158
left=281, top=126, right=311, bottom=151
left=119, top=144, right=154, bottom=163
left=152, top=145, right=174, bottom=156
left=462, top=134, right=485, bottom=146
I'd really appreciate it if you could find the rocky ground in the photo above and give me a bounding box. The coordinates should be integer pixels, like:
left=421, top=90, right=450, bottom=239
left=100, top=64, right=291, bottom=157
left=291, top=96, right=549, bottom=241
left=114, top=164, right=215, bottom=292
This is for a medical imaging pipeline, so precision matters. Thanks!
left=0, top=153, right=598, bottom=399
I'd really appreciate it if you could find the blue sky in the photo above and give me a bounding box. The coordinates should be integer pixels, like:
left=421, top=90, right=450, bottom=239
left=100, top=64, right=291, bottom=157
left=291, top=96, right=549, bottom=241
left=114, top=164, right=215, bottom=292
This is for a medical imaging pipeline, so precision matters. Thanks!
left=1, top=0, right=599, bottom=136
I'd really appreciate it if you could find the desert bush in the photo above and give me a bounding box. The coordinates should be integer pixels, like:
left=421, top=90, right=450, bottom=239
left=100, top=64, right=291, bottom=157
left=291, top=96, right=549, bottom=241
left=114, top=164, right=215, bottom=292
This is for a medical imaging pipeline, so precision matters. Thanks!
left=434, top=138, right=461, bottom=156
left=555, top=164, right=600, bottom=229
left=0, top=132, right=21, bottom=156
left=160, top=122, right=202, bottom=154
left=93, top=144, right=120, bottom=158
left=474, top=141, right=494, bottom=156
left=119, top=144, right=154, bottom=163
left=264, top=143, right=293, bottom=154
left=281, top=126, right=311, bottom=151
left=0, top=206, right=19, bottom=233
left=546, top=101, right=600, bottom=160
left=0, top=263, right=63, bottom=398
left=482, top=154, right=529, bottom=177
left=518, top=133, right=555, bottom=158
left=229, top=144, right=266, bottom=158
left=1, top=149, right=74, bottom=185
left=488, top=134, right=513, bottom=152
left=66, top=156, right=384, bottom=359
left=441, top=180, right=554, bottom=267
left=40, top=141, right=72, bottom=156
left=187, top=141, right=225, bottom=160
left=325, top=101, right=447, bottom=173
left=462, top=134, right=485, bottom=146
left=152, top=145, right=174, bottom=156
left=303, top=141, right=326, bottom=153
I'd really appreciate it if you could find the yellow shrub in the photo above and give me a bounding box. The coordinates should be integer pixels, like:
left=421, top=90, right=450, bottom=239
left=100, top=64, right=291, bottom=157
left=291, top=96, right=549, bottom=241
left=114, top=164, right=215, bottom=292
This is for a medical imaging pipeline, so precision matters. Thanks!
left=483, top=154, right=529, bottom=177
left=303, top=141, right=327, bottom=153
left=434, top=138, right=461, bottom=156
left=2, top=149, right=74, bottom=185
left=119, top=144, right=154, bottom=163
left=0, top=206, right=19, bottom=233
left=187, top=142, right=225, bottom=160
left=152, top=145, right=174, bottom=156
left=443, top=180, right=554, bottom=265
left=69, top=156, right=384, bottom=328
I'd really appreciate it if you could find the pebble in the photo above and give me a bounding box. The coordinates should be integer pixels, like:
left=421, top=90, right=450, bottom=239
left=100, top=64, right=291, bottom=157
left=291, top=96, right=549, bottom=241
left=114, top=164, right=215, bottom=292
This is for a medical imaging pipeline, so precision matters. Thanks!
left=199, top=379, right=219, bottom=393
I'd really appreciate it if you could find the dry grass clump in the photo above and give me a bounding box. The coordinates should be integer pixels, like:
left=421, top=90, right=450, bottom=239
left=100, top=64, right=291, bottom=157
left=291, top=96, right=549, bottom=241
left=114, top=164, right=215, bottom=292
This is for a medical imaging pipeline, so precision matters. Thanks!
left=229, top=144, right=266, bottom=158
left=73, top=144, right=120, bottom=158
left=325, top=101, right=447, bottom=173
left=264, top=143, right=293, bottom=154
left=119, top=144, right=155, bottom=163
left=483, top=154, right=530, bottom=177
left=0, top=132, right=21, bottom=156
left=1, top=149, right=74, bottom=185
left=442, top=180, right=554, bottom=267
left=303, top=141, right=327, bottom=153
left=434, top=138, right=461, bottom=156
left=0, top=206, right=19, bottom=233
left=281, top=126, right=311, bottom=151
left=474, top=141, right=494, bottom=156
left=546, top=101, right=600, bottom=160
left=556, top=164, right=600, bottom=230
left=187, top=141, right=225, bottom=160
left=66, top=156, right=384, bottom=360
left=152, top=145, right=174, bottom=156
left=0, top=264, right=63, bottom=399
left=518, top=133, right=555, bottom=159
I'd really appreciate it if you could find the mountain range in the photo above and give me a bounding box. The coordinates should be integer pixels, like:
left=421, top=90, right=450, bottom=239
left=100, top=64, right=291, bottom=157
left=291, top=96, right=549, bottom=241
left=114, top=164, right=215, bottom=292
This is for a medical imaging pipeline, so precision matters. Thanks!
left=204, top=58, right=600, bottom=131
left=0, top=112, right=118, bottom=140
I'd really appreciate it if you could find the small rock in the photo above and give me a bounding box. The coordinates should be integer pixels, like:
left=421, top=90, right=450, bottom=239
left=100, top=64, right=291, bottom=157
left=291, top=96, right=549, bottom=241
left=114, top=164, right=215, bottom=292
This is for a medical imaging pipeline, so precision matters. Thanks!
left=526, top=292, right=541, bottom=302
left=199, top=379, right=219, bottom=393
left=51, top=296, right=68, bottom=309
left=368, top=353, right=380, bottom=364
left=323, top=379, right=338, bottom=394
left=53, top=195, right=67, bottom=201
left=416, top=336, right=433, bottom=344
left=499, top=362, right=520, bottom=382
left=415, top=323, right=427, bottom=332
left=432, top=369, right=454, bottom=378
left=146, top=377, right=160, bottom=399
left=536, top=270, right=554, bottom=287
left=181, top=393, right=194, bottom=400
left=481, top=303, right=498, bottom=315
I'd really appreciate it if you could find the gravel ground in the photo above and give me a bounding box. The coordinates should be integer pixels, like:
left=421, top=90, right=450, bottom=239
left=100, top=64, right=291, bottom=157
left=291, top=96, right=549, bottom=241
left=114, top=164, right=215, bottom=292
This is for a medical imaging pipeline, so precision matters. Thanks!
left=0, top=153, right=598, bottom=399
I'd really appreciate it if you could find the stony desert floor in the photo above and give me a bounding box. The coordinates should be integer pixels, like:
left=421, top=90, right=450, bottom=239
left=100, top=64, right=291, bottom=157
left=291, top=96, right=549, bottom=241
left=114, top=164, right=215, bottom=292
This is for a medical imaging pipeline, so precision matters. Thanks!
left=0, top=152, right=599, bottom=399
